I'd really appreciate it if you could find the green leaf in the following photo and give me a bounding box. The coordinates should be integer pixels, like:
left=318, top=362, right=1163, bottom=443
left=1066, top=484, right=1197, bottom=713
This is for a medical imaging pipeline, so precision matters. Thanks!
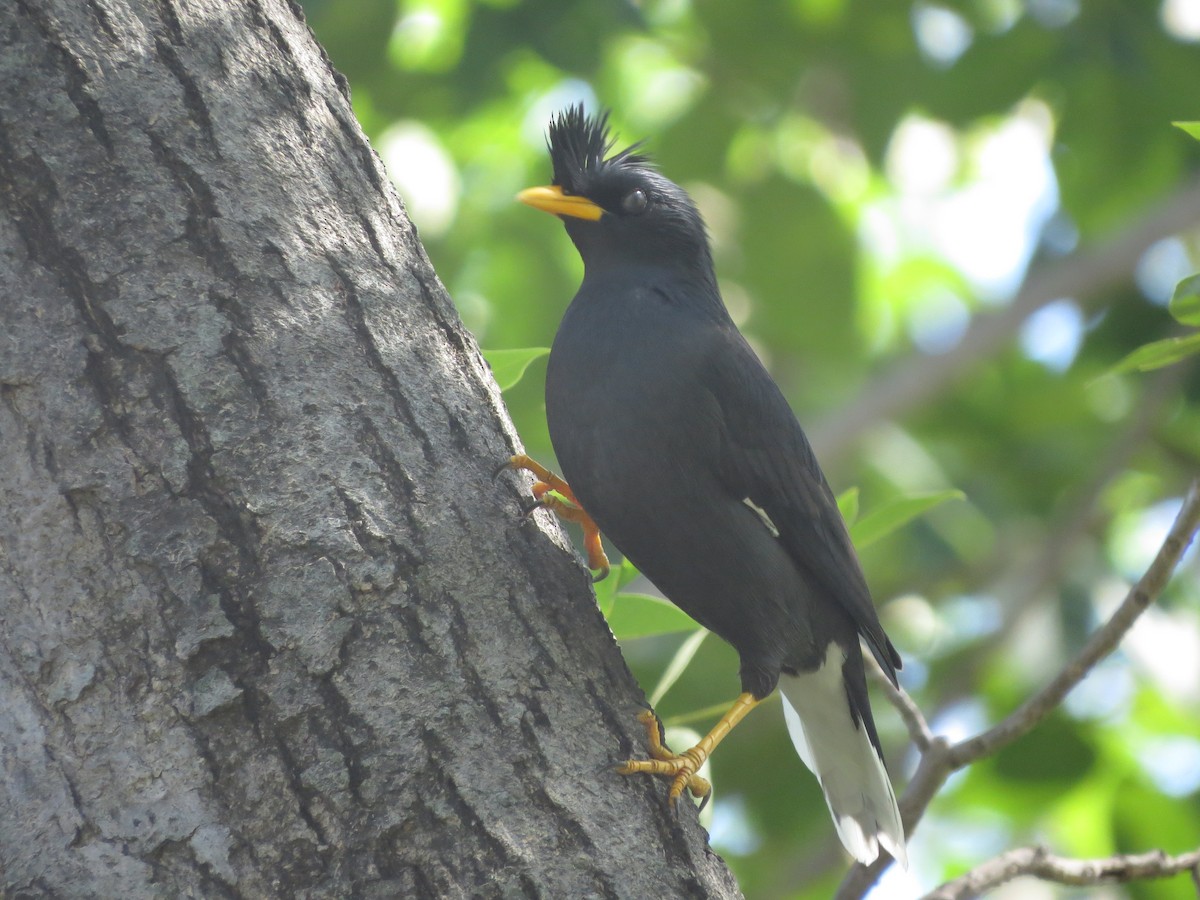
left=593, top=572, right=618, bottom=617
left=1169, top=273, right=1200, bottom=326
left=593, top=556, right=641, bottom=617
left=1172, top=121, right=1200, bottom=141
left=1107, top=331, right=1200, bottom=375
left=836, top=486, right=860, bottom=525
left=481, top=347, right=549, bottom=391
left=614, top=556, right=642, bottom=591
left=649, top=629, right=708, bottom=706
left=850, top=490, right=965, bottom=549
left=607, top=593, right=702, bottom=639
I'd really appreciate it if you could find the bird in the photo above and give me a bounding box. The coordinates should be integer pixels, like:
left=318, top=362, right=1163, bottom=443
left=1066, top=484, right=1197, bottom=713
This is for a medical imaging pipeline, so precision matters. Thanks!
left=507, top=104, right=907, bottom=867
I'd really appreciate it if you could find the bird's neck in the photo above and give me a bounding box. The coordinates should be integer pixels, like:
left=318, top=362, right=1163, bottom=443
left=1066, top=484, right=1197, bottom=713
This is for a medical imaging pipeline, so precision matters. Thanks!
left=580, top=240, right=719, bottom=288
left=578, top=257, right=728, bottom=322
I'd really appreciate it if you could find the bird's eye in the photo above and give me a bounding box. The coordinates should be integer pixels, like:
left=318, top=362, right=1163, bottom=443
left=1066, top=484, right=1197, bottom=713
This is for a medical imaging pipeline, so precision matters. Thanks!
left=622, top=189, right=648, bottom=215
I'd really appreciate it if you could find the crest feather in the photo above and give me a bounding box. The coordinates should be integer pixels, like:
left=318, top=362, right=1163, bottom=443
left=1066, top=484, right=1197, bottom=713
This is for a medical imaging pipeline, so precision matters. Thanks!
left=547, top=104, right=650, bottom=194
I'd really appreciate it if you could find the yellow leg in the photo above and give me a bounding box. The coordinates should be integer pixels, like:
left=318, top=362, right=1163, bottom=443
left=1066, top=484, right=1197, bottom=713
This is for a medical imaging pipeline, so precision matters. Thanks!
left=618, top=693, right=760, bottom=803
left=501, top=454, right=611, bottom=581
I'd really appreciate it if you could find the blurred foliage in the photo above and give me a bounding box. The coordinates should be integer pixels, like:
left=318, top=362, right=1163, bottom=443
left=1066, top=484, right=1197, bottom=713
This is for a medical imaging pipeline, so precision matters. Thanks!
left=302, top=0, right=1200, bottom=896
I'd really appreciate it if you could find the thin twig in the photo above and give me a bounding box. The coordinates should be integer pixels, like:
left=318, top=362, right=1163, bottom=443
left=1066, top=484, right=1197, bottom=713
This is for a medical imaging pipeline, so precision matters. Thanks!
left=865, top=652, right=934, bottom=753
left=836, top=478, right=1200, bottom=900
left=947, top=477, right=1200, bottom=768
left=922, top=845, right=1200, bottom=899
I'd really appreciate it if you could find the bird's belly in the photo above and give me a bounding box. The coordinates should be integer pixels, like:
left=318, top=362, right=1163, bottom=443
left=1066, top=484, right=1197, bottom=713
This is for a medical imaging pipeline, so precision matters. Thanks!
left=609, top=480, right=818, bottom=669
left=551, top=382, right=818, bottom=672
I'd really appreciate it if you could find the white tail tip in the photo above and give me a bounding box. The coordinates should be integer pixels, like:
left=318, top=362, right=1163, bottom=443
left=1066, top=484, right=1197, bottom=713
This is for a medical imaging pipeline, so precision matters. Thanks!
left=778, top=646, right=907, bottom=868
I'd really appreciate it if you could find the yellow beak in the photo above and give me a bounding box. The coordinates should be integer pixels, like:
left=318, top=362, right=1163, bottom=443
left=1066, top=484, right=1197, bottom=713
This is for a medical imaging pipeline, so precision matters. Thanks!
left=517, top=185, right=605, bottom=221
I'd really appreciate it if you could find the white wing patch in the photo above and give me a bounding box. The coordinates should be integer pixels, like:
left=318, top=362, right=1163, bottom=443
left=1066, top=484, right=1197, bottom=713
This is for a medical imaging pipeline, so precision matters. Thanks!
left=742, top=497, right=780, bottom=538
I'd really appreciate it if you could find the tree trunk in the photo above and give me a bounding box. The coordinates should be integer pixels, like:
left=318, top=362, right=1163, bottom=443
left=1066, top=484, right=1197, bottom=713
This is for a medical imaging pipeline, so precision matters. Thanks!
left=0, top=1, right=740, bottom=896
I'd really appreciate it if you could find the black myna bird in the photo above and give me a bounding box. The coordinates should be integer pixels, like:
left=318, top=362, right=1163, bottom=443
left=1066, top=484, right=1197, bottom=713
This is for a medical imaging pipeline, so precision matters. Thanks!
left=509, top=105, right=906, bottom=867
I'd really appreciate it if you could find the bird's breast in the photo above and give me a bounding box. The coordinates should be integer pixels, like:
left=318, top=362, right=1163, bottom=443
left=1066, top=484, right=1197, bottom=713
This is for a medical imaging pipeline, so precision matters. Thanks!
left=545, top=282, right=724, bottom=524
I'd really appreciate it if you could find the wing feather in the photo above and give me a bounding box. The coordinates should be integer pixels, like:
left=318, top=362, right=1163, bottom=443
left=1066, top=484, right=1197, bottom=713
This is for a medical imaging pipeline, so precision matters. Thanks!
left=701, top=326, right=901, bottom=681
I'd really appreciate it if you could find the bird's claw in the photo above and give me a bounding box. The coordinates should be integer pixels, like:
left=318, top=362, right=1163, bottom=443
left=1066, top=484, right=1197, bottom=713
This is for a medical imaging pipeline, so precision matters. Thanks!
left=617, top=710, right=712, bottom=804
left=499, top=454, right=612, bottom=581
left=520, top=498, right=546, bottom=519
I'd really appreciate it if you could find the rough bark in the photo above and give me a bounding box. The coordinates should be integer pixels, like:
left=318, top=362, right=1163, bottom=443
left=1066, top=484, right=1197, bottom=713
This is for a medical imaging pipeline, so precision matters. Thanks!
left=0, top=1, right=740, bottom=896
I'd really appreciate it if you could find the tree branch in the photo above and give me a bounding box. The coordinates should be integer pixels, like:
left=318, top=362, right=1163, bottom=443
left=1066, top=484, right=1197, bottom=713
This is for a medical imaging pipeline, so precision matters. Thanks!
left=922, top=845, right=1200, bottom=899
left=866, top=652, right=934, bottom=753
left=837, top=478, right=1200, bottom=899
left=947, top=477, right=1200, bottom=768
left=810, top=178, right=1200, bottom=462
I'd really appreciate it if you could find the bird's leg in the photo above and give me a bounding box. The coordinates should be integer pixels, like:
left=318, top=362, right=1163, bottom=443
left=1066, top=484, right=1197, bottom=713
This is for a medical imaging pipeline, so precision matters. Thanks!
left=499, top=454, right=611, bottom=581
left=619, top=693, right=760, bottom=804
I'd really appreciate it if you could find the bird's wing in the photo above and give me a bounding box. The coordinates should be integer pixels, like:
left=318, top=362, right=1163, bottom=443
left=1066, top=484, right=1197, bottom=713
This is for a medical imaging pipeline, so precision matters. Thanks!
left=700, top=326, right=901, bottom=681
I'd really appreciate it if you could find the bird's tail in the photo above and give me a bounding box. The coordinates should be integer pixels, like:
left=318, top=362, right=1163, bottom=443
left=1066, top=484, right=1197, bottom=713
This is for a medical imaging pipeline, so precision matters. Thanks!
left=777, top=644, right=907, bottom=868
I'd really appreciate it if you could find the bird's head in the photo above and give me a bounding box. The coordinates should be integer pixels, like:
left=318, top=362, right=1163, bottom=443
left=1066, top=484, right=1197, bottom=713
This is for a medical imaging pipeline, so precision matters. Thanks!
left=519, top=105, right=713, bottom=280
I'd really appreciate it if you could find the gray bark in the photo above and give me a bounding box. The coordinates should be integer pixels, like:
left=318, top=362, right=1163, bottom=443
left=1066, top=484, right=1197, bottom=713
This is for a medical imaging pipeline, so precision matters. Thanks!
left=0, top=1, right=740, bottom=896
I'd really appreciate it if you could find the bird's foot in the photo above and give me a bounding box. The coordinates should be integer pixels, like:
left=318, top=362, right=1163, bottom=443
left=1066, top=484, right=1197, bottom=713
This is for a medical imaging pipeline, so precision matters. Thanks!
left=497, top=454, right=611, bottom=581
left=617, top=710, right=712, bottom=803
left=619, top=694, right=762, bottom=808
